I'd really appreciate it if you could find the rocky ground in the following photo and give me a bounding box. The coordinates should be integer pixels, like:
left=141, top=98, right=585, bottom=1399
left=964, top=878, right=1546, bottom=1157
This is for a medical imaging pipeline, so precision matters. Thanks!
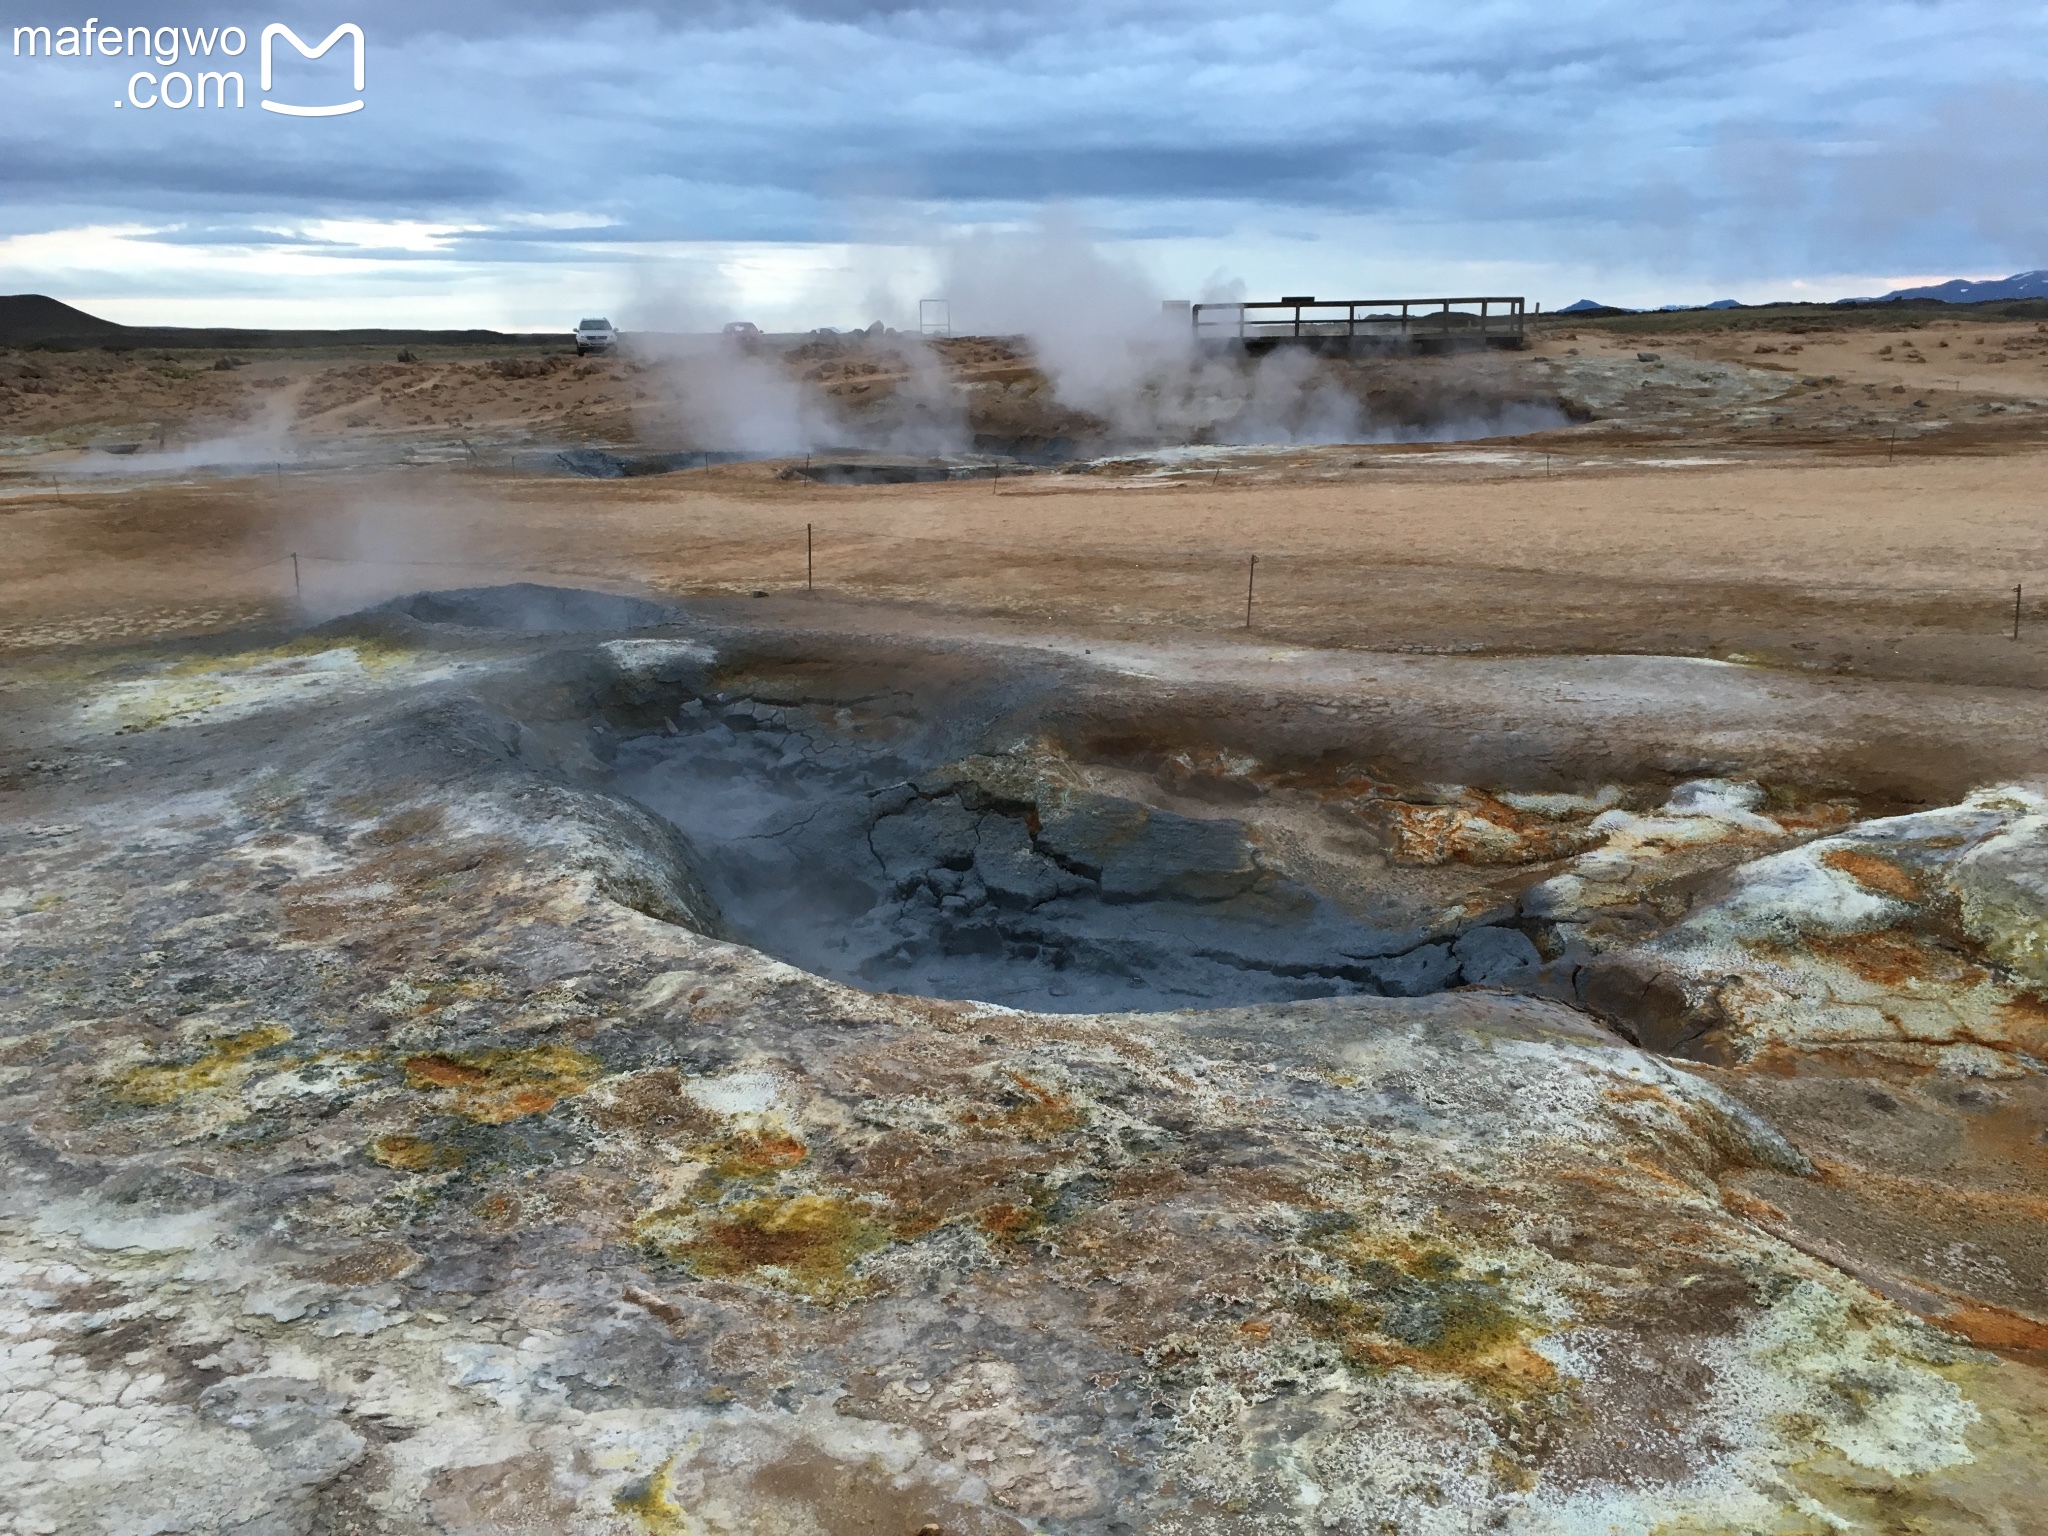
left=6, top=303, right=2048, bottom=475
left=6, top=304, right=2048, bottom=1533
left=3, top=583, right=2046, bottom=1535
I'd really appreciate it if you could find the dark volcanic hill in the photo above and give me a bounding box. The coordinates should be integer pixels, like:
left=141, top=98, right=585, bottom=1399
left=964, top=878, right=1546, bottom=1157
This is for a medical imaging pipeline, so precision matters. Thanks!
left=0, top=294, right=129, bottom=344
left=0, top=292, right=565, bottom=350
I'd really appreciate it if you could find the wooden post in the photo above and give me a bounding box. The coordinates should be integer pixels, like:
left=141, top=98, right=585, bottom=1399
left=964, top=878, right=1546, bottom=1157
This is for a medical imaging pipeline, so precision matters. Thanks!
left=291, top=553, right=300, bottom=596
left=1245, top=555, right=1257, bottom=629
left=806, top=524, right=813, bottom=591
left=2014, top=583, right=2023, bottom=642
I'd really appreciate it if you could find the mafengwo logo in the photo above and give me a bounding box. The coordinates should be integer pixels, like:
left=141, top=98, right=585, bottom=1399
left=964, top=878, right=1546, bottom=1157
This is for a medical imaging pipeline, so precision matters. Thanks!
left=11, top=21, right=364, bottom=115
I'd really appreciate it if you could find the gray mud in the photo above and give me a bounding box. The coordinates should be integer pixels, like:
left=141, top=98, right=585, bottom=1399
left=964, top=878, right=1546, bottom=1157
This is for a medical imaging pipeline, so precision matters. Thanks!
left=356, top=581, right=2048, bottom=1019
left=363, top=587, right=1533, bottom=1013
left=607, top=678, right=1530, bottom=1014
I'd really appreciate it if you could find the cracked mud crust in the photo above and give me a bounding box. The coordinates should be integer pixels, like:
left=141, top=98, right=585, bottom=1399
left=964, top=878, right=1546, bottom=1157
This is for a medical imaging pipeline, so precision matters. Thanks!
left=2, top=587, right=2046, bottom=1535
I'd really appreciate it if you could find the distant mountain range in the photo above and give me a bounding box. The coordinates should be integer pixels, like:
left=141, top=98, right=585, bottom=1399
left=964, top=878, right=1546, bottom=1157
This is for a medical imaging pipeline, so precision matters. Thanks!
left=1855, top=270, right=2048, bottom=304
left=1555, top=297, right=1739, bottom=315
left=1554, top=271, right=2048, bottom=315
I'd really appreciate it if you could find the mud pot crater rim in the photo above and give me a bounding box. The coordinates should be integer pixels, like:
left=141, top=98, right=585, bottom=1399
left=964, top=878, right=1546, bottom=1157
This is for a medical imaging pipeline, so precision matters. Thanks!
left=402, top=586, right=1909, bottom=1020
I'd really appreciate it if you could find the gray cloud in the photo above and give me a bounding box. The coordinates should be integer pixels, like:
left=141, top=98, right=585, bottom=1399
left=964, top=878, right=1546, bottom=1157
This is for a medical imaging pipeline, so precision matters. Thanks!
left=2, top=0, right=2045, bottom=299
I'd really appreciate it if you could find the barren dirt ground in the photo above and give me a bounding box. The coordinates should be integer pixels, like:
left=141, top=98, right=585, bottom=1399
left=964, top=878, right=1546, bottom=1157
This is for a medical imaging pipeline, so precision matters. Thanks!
left=8, top=309, right=2048, bottom=685
left=10, top=444, right=2048, bottom=692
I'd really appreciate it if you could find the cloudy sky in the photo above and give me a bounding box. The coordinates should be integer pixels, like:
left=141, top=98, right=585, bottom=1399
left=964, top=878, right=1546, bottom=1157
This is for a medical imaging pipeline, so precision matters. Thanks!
left=1, top=1, right=2043, bottom=329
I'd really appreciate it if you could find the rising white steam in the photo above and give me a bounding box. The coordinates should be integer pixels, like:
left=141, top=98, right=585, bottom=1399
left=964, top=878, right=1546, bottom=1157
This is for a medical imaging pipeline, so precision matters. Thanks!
left=940, top=212, right=1181, bottom=423
left=1217, top=346, right=1364, bottom=444
left=939, top=214, right=1375, bottom=446
left=67, top=386, right=307, bottom=477
left=628, top=330, right=970, bottom=455
left=633, top=335, right=836, bottom=455
left=622, top=214, right=1566, bottom=454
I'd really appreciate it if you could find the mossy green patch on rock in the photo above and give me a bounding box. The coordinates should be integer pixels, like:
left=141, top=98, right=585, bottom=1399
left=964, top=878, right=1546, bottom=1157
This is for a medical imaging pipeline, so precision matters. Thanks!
left=153, top=635, right=420, bottom=681
left=1952, top=819, right=2048, bottom=984
left=696, top=1129, right=809, bottom=1186
left=1357, top=1260, right=1523, bottom=1357
left=636, top=1191, right=892, bottom=1303
left=92, top=639, right=425, bottom=734
left=400, top=1043, right=605, bottom=1123
left=1300, top=1238, right=1553, bottom=1388
left=111, top=1024, right=293, bottom=1105
left=956, top=1071, right=1086, bottom=1139
left=366, top=1132, right=469, bottom=1172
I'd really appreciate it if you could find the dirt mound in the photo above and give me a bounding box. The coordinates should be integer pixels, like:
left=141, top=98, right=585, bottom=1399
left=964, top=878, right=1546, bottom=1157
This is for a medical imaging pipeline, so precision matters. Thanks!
left=378, top=583, right=674, bottom=633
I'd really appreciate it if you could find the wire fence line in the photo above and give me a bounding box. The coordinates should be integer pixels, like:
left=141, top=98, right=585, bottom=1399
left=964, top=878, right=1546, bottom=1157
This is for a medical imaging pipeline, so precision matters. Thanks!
left=224, top=550, right=638, bottom=600
left=236, top=551, right=605, bottom=575
left=216, top=541, right=2044, bottom=646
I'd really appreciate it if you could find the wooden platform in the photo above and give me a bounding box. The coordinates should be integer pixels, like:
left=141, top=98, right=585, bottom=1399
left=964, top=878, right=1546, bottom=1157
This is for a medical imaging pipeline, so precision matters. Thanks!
left=1185, top=295, right=1527, bottom=354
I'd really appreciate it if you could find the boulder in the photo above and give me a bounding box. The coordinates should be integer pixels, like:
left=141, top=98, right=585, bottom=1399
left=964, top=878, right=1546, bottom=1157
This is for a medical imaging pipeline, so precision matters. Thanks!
left=869, top=795, right=979, bottom=886
left=1950, top=814, right=2048, bottom=982
left=974, top=815, right=1067, bottom=908
left=1370, top=942, right=1460, bottom=996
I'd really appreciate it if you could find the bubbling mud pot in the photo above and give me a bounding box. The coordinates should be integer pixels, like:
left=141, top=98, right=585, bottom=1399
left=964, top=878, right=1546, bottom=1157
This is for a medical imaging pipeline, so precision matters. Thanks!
left=610, top=684, right=1549, bottom=1014
left=424, top=585, right=2001, bottom=1033
left=492, top=597, right=1680, bottom=1016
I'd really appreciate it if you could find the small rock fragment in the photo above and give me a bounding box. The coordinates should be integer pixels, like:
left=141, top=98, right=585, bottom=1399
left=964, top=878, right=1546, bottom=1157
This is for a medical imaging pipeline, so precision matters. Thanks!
left=1453, top=925, right=1540, bottom=985
left=1370, top=942, right=1459, bottom=996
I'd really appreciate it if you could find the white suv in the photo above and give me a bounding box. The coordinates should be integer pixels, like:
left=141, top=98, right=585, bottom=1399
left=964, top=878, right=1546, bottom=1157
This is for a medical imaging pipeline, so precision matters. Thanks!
left=574, top=318, right=616, bottom=355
